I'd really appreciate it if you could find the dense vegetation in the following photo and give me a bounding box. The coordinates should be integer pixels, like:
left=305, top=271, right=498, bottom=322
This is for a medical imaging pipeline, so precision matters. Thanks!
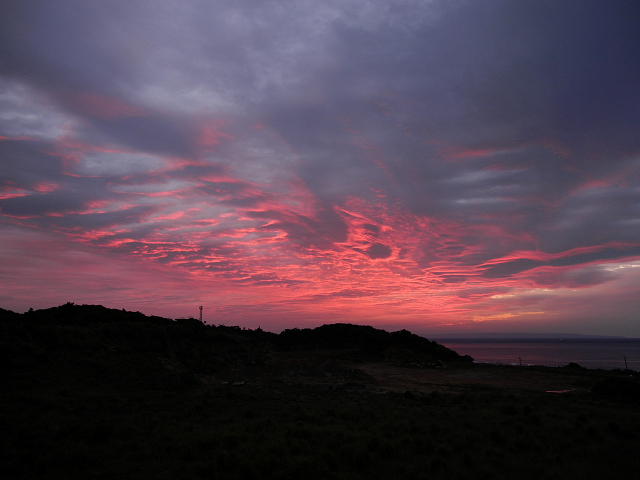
left=2, top=304, right=640, bottom=479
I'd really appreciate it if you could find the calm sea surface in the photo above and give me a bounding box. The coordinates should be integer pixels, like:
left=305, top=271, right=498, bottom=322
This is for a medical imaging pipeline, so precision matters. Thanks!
left=439, top=339, right=640, bottom=371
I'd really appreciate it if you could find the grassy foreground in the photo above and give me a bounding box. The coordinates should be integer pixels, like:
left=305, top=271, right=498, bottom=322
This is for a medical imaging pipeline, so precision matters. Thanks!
left=2, top=304, right=640, bottom=479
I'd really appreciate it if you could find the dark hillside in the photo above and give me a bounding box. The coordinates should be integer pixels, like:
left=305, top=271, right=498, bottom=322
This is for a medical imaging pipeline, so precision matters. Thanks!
left=2, top=304, right=640, bottom=480
left=1, top=304, right=468, bottom=392
left=0, top=303, right=273, bottom=391
left=275, top=323, right=471, bottom=363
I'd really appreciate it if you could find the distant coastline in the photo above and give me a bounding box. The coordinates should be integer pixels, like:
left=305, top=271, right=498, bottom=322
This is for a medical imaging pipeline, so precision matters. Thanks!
left=437, top=337, right=640, bottom=371
left=426, top=332, right=636, bottom=340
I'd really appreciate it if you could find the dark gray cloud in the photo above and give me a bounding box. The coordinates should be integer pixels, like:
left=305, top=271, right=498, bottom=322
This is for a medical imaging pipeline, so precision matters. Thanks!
left=51, top=205, right=158, bottom=229
left=366, top=242, right=392, bottom=260
left=1, top=191, right=89, bottom=217
left=2, top=0, right=640, bottom=333
left=483, top=245, right=640, bottom=279
left=0, top=140, right=66, bottom=187
left=249, top=205, right=349, bottom=251
left=2, top=0, right=638, bottom=258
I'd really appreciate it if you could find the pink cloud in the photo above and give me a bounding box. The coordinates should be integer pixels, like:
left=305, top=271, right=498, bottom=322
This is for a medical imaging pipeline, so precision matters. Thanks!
left=197, top=119, right=233, bottom=150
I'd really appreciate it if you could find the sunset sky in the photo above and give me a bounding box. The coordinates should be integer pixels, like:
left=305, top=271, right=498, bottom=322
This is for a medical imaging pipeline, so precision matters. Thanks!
left=2, top=1, right=640, bottom=336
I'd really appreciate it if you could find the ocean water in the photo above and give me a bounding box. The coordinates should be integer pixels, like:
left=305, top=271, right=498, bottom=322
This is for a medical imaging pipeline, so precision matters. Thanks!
left=439, top=339, right=640, bottom=371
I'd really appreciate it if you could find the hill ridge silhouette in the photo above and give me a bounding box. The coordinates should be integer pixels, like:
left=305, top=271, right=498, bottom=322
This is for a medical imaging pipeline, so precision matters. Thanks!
left=1, top=303, right=471, bottom=391
left=4, top=304, right=640, bottom=480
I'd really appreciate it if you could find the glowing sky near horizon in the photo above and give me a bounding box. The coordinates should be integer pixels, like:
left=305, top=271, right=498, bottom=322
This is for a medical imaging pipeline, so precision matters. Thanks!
left=2, top=0, right=640, bottom=336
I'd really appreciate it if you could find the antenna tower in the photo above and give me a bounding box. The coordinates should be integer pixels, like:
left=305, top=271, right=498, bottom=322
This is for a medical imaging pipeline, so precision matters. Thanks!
left=199, top=305, right=203, bottom=323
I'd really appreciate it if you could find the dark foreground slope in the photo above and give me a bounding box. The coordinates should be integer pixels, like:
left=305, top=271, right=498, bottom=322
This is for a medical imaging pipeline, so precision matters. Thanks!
left=2, top=304, right=640, bottom=480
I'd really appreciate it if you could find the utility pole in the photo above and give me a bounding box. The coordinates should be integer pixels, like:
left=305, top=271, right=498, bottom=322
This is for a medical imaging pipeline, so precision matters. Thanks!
left=199, top=305, right=203, bottom=323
